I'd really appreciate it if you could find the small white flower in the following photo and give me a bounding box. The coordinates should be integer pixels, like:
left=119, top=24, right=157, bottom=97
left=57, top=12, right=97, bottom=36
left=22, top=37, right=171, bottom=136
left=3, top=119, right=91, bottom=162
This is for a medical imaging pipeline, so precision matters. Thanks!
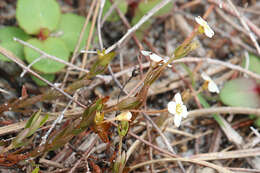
left=201, top=72, right=220, bottom=93
left=115, top=111, right=132, bottom=121
left=167, top=93, right=188, bottom=127
left=141, top=50, right=172, bottom=67
left=195, top=16, right=214, bottom=38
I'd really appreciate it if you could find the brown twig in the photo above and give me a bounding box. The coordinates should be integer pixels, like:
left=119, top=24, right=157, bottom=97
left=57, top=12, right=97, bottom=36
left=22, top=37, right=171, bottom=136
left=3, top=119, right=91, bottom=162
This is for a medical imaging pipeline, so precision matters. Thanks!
left=208, top=0, right=260, bottom=54
left=63, top=0, right=96, bottom=85
left=98, top=0, right=126, bottom=93
left=105, top=0, right=173, bottom=54
left=142, top=113, right=186, bottom=173
left=129, top=106, right=260, bottom=117
left=80, top=0, right=100, bottom=77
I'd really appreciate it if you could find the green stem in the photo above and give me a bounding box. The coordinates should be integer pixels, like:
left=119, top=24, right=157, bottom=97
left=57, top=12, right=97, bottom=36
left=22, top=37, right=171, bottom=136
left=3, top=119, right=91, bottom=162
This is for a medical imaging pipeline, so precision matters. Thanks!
left=197, top=93, right=224, bottom=126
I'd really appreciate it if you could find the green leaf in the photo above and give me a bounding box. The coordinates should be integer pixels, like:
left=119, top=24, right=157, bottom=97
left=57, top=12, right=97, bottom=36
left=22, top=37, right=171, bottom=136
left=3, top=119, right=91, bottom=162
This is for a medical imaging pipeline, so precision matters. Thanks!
left=254, top=117, right=260, bottom=127
left=56, top=13, right=92, bottom=52
left=32, top=167, right=40, bottom=173
left=16, top=0, right=61, bottom=35
left=197, top=93, right=224, bottom=126
left=12, top=128, right=30, bottom=147
left=131, top=0, right=173, bottom=25
left=31, top=73, right=55, bottom=86
left=103, top=0, right=127, bottom=22
left=25, top=110, right=42, bottom=128
left=28, top=114, right=49, bottom=137
left=243, top=53, right=260, bottom=75
left=117, top=97, right=141, bottom=110
left=39, top=114, right=49, bottom=127
left=89, top=50, right=116, bottom=78
left=117, top=121, right=129, bottom=137
left=220, top=78, right=260, bottom=108
left=24, top=37, right=70, bottom=73
left=131, top=0, right=172, bottom=38
left=0, top=27, right=30, bottom=61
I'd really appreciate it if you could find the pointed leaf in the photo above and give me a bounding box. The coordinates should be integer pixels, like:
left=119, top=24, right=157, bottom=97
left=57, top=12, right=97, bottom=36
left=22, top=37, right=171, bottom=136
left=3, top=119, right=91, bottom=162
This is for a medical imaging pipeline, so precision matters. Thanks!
left=28, top=114, right=49, bottom=137
left=25, top=109, right=41, bottom=128
left=32, top=167, right=39, bottom=173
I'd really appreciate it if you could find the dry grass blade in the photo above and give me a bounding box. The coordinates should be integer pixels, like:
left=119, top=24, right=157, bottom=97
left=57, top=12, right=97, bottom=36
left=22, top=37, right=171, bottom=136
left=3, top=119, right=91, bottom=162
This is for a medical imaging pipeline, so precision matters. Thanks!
left=129, top=158, right=233, bottom=173
left=190, top=148, right=260, bottom=161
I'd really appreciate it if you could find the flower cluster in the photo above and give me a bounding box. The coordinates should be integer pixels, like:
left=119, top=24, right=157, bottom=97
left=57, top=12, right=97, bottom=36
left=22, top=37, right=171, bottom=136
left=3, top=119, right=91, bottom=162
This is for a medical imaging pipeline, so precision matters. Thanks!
left=145, top=17, right=217, bottom=128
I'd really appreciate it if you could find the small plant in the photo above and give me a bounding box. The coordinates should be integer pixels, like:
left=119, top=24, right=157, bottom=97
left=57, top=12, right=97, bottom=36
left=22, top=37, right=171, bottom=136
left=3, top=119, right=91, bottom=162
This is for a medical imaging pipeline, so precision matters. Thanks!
left=1, top=0, right=259, bottom=172
left=0, top=0, right=92, bottom=85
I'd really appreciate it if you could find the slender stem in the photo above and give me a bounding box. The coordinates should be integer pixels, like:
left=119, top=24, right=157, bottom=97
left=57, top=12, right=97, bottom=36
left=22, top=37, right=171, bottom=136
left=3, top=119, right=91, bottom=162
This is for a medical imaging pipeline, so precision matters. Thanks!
left=20, top=55, right=44, bottom=77
left=63, top=0, right=96, bottom=85
left=129, top=158, right=232, bottom=173
left=14, top=37, right=90, bottom=74
left=80, top=0, right=100, bottom=77
left=105, top=0, right=173, bottom=54
left=14, top=37, right=111, bottom=82
left=142, top=113, right=186, bottom=173
left=129, top=106, right=260, bottom=117
left=225, top=0, right=260, bottom=55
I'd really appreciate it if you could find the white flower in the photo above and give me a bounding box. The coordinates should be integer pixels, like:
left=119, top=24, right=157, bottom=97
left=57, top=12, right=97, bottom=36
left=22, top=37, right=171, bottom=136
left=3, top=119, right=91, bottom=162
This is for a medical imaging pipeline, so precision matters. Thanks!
left=115, top=111, right=132, bottom=121
left=195, top=16, right=214, bottom=38
left=141, top=50, right=172, bottom=67
left=167, top=93, right=188, bottom=127
left=201, top=72, right=220, bottom=93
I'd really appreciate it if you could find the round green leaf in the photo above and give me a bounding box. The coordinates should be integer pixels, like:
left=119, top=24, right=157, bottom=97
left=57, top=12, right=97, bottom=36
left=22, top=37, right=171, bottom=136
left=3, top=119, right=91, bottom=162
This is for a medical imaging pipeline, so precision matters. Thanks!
left=244, top=53, right=260, bottom=75
left=16, top=0, right=61, bottom=35
left=56, top=13, right=92, bottom=52
left=220, top=78, right=260, bottom=108
left=131, top=0, right=173, bottom=25
left=31, top=73, right=55, bottom=86
left=24, top=38, right=70, bottom=73
left=0, top=26, right=30, bottom=61
left=103, top=0, right=127, bottom=22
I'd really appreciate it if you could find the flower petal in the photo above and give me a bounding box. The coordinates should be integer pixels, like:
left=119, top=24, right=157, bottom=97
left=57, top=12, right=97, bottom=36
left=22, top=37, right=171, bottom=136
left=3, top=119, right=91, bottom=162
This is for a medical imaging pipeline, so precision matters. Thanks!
left=174, top=114, right=182, bottom=127
left=162, top=60, right=172, bottom=67
left=201, top=72, right=211, bottom=81
left=204, top=26, right=214, bottom=38
left=195, top=16, right=205, bottom=26
left=195, top=16, right=214, bottom=38
left=167, top=101, right=176, bottom=114
left=150, top=53, right=163, bottom=62
left=174, top=93, right=183, bottom=104
left=141, top=50, right=152, bottom=56
left=115, top=111, right=132, bottom=121
left=181, top=105, right=188, bottom=118
left=208, top=81, right=220, bottom=93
